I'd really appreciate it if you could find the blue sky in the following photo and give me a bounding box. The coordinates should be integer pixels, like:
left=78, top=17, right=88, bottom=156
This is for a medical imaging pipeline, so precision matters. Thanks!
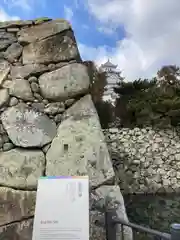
left=0, top=0, right=125, bottom=60
left=1, top=0, right=180, bottom=80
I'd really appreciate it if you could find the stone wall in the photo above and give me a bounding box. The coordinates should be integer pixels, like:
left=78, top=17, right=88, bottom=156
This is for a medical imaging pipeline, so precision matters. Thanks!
left=0, top=19, right=132, bottom=240
left=104, top=127, right=180, bottom=194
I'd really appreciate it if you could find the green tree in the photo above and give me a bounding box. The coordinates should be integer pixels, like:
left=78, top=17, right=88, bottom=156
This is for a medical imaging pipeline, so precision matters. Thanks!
left=114, top=78, right=157, bottom=127
left=114, top=65, right=180, bottom=128
left=157, top=65, right=180, bottom=86
left=84, top=61, right=113, bottom=128
left=83, top=61, right=107, bottom=103
left=95, top=101, right=114, bottom=128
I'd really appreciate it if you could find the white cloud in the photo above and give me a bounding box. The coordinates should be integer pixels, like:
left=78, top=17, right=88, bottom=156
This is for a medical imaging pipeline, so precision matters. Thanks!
left=0, top=7, right=19, bottom=21
left=78, top=43, right=109, bottom=66
left=64, top=6, right=74, bottom=22
left=98, top=26, right=115, bottom=35
left=80, top=0, right=180, bottom=80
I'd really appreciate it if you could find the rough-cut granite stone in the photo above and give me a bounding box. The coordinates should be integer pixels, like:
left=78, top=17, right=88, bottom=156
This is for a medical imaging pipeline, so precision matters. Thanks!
left=1, top=134, right=9, bottom=144
left=3, top=142, right=14, bottom=151
left=2, top=79, right=12, bottom=89
left=4, top=43, right=23, bottom=63
left=11, top=64, right=48, bottom=79
left=54, top=114, right=62, bottom=124
left=9, top=97, right=19, bottom=106
left=39, top=63, right=90, bottom=100
left=9, top=79, right=34, bottom=101
left=0, top=219, right=33, bottom=240
left=34, top=93, right=44, bottom=102
left=1, top=104, right=56, bottom=147
left=0, top=187, right=36, bottom=225
left=0, top=18, right=131, bottom=240
left=104, top=127, right=180, bottom=194
left=92, top=185, right=132, bottom=240
left=0, top=31, right=16, bottom=50
left=28, top=76, right=38, bottom=83
left=30, top=82, right=39, bottom=93
left=18, top=19, right=71, bottom=43
left=44, top=102, right=65, bottom=115
left=0, top=148, right=45, bottom=189
left=7, top=27, right=20, bottom=33
left=0, top=60, right=10, bottom=86
left=0, top=20, right=33, bottom=29
left=46, top=95, right=115, bottom=187
left=31, top=102, right=45, bottom=112
left=0, top=89, right=9, bottom=107
left=90, top=210, right=106, bottom=240
left=22, top=31, right=80, bottom=64
left=65, top=98, right=75, bottom=107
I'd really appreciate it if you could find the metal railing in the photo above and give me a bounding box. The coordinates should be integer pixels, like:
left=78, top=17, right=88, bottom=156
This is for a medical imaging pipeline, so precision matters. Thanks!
left=104, top=209, right=180, bottom=240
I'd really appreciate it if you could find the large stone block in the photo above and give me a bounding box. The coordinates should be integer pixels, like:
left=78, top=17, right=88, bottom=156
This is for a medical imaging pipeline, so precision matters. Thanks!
left=0, top=219, right=33, bottom=240
left=0, top=32, right=16, bottom=50
left=0, top=89, right=10, bottom=108
left=1, top=104, right=56, bottom=147
left=38, top=63, right=90, bottom=100
left=3, top=42, right=23, bottom=63
left=9, top=79, right=33, bottom=101
left=46, top=95, right=115, bottom=187
left=0, top=187, right=36, bottom=225
left=18, top=19, right=71, bottom=43
left=0, top=20, right=33, bottom=29
left=22, top=30, right=80, bottom=64
left=0, top=148, right=45, bottom=189
left=0, top=60, right=10, bottom=86
left=11, top=64, right=48, bottom=79
left=91, top=185, right=132, bottom=240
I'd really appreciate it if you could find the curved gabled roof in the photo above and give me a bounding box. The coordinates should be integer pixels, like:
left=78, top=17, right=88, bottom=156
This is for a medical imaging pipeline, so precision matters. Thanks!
left=101, top=59, right=117, bottom=69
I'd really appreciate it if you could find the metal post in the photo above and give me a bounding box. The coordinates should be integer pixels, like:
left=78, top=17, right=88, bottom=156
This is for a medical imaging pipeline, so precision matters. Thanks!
left=105, top=210, right=117, bottom=240
left=170, top=223, right=180, bottom=240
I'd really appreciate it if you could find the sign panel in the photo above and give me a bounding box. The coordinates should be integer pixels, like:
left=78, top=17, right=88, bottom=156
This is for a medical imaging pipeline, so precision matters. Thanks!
left=32, top=176, right=89, bottom=240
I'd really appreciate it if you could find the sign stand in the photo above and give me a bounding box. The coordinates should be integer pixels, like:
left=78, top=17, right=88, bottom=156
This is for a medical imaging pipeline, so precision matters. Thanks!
left=32, top=176, right=89, bottom=240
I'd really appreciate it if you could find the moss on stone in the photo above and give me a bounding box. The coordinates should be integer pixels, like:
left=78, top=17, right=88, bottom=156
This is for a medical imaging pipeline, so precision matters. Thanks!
left=34, top=17, right=52, bottom=24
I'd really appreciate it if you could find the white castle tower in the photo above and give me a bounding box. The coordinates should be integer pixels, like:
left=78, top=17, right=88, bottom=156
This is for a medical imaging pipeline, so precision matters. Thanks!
left=100, top=59, right=122, bottom=104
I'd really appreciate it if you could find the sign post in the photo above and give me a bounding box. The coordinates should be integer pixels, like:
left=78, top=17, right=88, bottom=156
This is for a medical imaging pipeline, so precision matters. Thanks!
left=32, top=176, right=89, bottom=240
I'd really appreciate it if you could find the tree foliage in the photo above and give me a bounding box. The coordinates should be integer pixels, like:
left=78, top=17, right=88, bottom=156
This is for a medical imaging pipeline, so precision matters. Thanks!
left=114, top=65, right=180, bottom=128
left=83, top=61, right=107, bottom=103
left=84, top=61, right=113, bottom=128
left=95, top=100, right=114, bottom=129
left=157, top=65, right=180, bottom=85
